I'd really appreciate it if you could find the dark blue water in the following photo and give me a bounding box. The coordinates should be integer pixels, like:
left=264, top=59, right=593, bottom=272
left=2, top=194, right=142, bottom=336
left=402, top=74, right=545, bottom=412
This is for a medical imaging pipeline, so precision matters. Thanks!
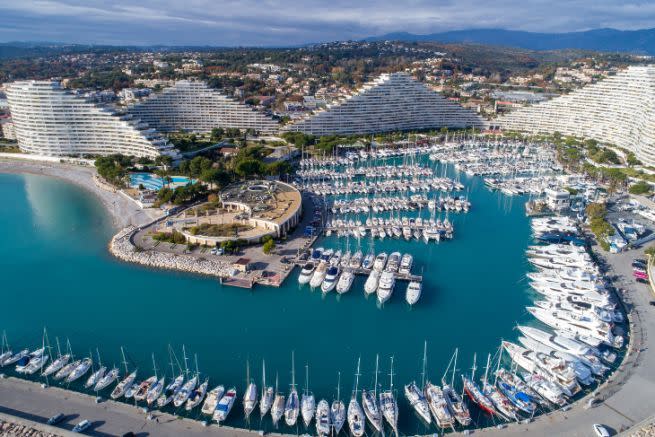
left=0, top=170, right=534, bottom=434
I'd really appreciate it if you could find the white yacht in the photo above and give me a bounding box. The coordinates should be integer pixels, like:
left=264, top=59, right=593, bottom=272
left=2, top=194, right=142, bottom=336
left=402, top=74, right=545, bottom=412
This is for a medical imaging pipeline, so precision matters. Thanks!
left=43, top=354, right=71, bottom=377
left=377, top=271, right=395, bottom=304
left=111, top=370, right=137, bottom=399
left=399, top=253, right=413, bottom=275
left=321, top=266, right=341, bottom=293
left=385, top=252, right=401, bottom=273
left=298, top=262, right=316, bottom=285
left=373, top=252, right=388, bottom=271
left=349, top=251, right=363, bottom=269
left=85, top=366, right=106, bottom=389
left=310, top=262, right=329, bottom=288
left=336, top=271, right=355, bottom=294
left=362, top=252, right=375, bottom=270
left=66, top=358, right=92, bottom=383
left=406, top=281, right=422, bottom=305
left=364, top=270, right=381, bottom=295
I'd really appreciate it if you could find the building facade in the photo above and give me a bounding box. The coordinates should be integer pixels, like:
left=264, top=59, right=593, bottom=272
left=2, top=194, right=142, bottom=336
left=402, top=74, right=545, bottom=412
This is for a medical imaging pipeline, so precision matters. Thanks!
left=127, top=80, right=279, bottom=135
left=496, top=65, right=655, bottom=165
left=284, top=72, right=485, bottom=136
left=5, top=81, right=176, bottom=158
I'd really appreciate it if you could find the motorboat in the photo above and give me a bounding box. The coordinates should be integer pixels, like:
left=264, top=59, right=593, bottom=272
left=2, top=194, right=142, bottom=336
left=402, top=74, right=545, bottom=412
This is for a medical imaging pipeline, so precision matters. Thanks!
left=364, top=270, right=381, bottom=295
left=399, top=253, right=413, bottom=275
left=377, top=271, right=395, bottom=304
left=406, top=281, right=422, bottom=305
left=373, top=252, right=388, bottom=271
left=336, top=270, right=355, bottom=294
left=321, top=266, right=340, bottom=293
left=298, top=262, right=316, bottom=285
left=309, top=262, right=329, bottom=288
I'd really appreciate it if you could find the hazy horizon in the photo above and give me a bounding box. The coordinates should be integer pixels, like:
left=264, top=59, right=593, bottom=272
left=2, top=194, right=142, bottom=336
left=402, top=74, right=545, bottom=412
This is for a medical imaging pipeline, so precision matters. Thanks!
left=1, top=0, right=654, bottom=47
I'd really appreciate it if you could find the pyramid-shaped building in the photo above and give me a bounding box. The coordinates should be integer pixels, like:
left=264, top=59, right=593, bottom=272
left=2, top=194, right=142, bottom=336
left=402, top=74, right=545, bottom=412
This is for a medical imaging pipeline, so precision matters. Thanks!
left=128, top=80, right=279, bottom=135
left=497, top=65, right=655, bottom=165
left=284, top=72, right=484, bottom=136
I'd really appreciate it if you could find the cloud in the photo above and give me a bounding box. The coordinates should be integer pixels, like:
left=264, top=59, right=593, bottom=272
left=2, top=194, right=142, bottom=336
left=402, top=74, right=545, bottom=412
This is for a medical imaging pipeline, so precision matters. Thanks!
left=0, top=0, right=653, bottom=46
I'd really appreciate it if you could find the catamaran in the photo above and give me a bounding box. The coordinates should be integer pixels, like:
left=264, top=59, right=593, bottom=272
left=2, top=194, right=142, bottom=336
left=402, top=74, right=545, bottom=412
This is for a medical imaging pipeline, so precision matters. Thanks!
left=347, top=358, right=365, bottom=437
left=379, top=356, right=399, bottom=435
left=301, top=364, right=316, bottom=428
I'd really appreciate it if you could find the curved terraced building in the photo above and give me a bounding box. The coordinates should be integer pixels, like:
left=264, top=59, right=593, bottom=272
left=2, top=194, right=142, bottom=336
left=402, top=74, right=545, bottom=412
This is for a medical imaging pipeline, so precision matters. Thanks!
left=127, top=80, right=279, bottom=135
left=5, top=80, right=175, bottom=158
left=284, top=72, right=484, bottom=136
left=497, top=65, right=655, bottom=165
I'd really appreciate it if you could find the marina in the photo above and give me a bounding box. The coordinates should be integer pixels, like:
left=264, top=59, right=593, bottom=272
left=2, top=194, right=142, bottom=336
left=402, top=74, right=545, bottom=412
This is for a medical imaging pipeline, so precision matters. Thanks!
left=0, top=152, right=629, bottom=435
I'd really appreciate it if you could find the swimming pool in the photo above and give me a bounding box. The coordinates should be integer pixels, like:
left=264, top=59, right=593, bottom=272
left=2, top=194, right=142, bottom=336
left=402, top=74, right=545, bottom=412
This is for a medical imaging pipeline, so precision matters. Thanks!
left=129, top=172, right=193, bottom=190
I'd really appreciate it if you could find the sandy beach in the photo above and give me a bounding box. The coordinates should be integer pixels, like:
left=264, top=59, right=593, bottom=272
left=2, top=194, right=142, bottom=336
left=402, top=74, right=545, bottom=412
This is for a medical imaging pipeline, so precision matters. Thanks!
left=0, top=157, right=162, bottom=229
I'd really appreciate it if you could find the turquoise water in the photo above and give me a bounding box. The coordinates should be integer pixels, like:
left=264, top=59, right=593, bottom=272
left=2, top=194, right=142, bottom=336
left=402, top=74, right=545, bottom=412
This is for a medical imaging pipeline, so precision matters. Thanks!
left=0, top=170, right=534, bottom=433
left=129, top=172, right=192, bottom=190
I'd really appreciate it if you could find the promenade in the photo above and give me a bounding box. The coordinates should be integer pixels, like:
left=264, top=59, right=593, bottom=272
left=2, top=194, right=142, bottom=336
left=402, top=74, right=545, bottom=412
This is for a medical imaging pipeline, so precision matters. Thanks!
left=0, top=377, right=265, bottom=437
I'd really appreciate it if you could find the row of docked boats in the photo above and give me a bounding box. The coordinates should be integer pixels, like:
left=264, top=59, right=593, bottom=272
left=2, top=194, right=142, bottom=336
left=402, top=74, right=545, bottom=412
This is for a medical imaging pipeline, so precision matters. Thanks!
left=329, top=194, right=470, bottom=215
left=298, top=164, right=434, bottom=181
left=297, top=247, right=423, bottom=305
left=325, top=216, right=454, bottom=242
left=303, top=177, right=464, bottom=196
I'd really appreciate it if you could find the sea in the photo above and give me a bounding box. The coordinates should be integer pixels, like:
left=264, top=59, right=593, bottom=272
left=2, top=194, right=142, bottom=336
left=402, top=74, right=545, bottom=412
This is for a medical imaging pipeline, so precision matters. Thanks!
left=0, top=166, right=536, bottom=434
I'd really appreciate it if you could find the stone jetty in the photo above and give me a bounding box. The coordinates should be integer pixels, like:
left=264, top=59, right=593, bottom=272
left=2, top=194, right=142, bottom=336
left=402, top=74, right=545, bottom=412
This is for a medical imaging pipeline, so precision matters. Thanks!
left=109, top=226, right=233, bottom=278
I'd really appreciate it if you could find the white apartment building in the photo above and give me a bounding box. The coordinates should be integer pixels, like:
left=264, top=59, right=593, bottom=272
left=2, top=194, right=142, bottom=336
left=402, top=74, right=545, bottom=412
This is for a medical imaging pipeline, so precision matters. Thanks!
left=496, top=65, right=655, bottom=166
left=284, top=72, right=484, bottom=136
left=127, top=80, right=279, bottom=135
left=5, top=81, right=176, bottom=158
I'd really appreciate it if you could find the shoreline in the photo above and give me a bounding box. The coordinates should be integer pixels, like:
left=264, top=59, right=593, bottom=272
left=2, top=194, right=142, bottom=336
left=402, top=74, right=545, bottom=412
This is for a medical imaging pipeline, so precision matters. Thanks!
left=0, top=157, right=161, bottom=229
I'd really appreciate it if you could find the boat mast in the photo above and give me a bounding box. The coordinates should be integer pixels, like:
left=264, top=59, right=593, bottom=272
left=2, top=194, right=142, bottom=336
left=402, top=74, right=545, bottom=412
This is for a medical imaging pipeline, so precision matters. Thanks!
left=167, top=345, right=175, bottom=377
left=182, top=345, right=189, bottom=379
left=194, top=353, right=199, bottom=379
left=55, top=338, right=61, bottom=359
left=290, top=350, right=296, bottom=390
left=483, top=353, right=491, bottom=388
left=120, top=346, right=128, bottom=374
left=451, top=348, right=458, bottom=388
left=152, top=353, right=158, bottom=379
left=493, top=344, right=502, bottom=386
left=471, top=353, right=477, bottom=380
left=336, top=372, right=341, bottom=401
left=374, top=354, right=379, bottom=397
left=304, top=363, right=309, bottom=396
left=354, top=357, right=361, bottom=397
left=43, top=327, right=52, bottom=362
left=421, top=341, right=427, bottom=389
left=262, top=359, right=266, bottom=398
left=388, top=356, right=395, bottom=392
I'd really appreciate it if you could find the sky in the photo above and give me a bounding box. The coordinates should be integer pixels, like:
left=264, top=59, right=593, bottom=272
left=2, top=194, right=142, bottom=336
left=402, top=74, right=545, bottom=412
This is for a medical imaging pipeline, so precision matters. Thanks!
left=0, top=0, right=654, bottom=46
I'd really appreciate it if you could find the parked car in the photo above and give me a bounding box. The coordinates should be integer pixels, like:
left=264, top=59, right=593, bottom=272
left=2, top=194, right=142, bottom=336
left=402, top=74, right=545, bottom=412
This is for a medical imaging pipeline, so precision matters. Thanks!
left=593, top=423, right=611, bottom=437
left=47, top=413, right=65, bottom=425
left=636, top=278, right=649, bottom=284
left=72, top=420, right=91, bottom=433
left=632, top=260, right=647, bottom=269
